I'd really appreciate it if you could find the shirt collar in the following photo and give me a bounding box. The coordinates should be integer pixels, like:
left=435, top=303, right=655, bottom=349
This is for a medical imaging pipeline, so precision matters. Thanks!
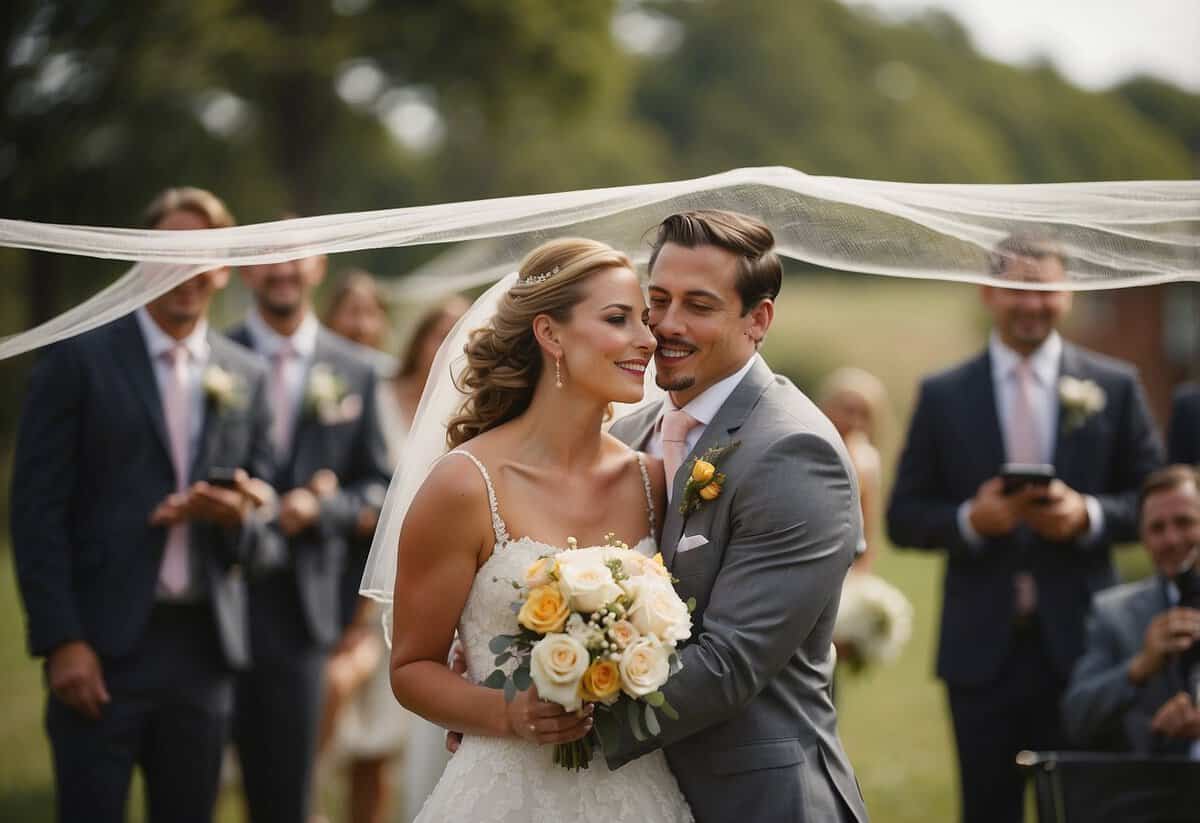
left=660, top=353, right=760, bottom=428
left=245, top=307, right=320, bottom=359
left=135, top=306, right=209, bottom=364
left=989, top=330, right=1061, bottom=388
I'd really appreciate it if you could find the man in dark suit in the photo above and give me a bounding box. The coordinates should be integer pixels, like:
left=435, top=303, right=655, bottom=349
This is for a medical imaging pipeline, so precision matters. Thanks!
left=10, top=188, right=275, bottom=823
left=887, top=233, right=1164, bottom=823
left=1064, top=464, right=1200, bottom=756
left=228, top=249, right=390, bottom=823
left=1168, top=384, right=1200, bottom=466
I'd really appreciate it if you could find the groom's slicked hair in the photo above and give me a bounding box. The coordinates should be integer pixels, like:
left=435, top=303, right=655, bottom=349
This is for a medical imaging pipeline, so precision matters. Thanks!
left=648, top=209, right=782, bottom=315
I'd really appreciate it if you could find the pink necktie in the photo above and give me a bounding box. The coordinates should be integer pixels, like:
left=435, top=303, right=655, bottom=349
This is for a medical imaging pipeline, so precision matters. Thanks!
left=159, top=344, right=191, bottom=594
left=661, top=408, right=700, bottom=497
left=1009, top=359, right=1040, bottom=617
left=270, top=342, right=295, bottom=453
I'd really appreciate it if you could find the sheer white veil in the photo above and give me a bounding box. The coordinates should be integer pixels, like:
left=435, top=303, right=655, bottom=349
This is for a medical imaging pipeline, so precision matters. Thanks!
left=358, top=270, right=666, bottom=617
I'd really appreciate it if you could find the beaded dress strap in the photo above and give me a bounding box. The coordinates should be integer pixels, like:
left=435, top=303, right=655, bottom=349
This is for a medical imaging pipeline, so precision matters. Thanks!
left=635, top=452, right=656, bottom=538
left=443, top=450, right=511, bottom=548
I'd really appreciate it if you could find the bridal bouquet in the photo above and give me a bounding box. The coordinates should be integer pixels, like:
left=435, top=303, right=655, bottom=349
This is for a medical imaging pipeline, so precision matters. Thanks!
left=485, top=535, right=694, bottom=770
left=833, top=571, right=914, bottom=672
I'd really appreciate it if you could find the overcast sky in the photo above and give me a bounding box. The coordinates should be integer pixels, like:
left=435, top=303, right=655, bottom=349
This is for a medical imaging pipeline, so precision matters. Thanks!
left=845, top=0, right=1199, bottom=92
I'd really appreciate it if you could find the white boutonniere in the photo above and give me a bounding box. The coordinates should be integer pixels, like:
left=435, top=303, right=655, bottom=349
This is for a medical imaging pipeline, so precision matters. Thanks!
left=1058, top=376, right=1106, bottom=433
left=305, top=364, right=362, bottom=424
left=202, top=364, right=245, bottom=411
left=678, top=440, right=741, bottom=518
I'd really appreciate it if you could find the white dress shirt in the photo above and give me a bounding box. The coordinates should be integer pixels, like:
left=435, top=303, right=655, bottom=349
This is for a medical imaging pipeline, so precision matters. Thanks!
left=245, top=307, right=320, bottom=439
left=957, top=332, right=1104, bottom=546
left=135, top=307, right=209, bottom=457
left=648, top=354, right=759, bottom=499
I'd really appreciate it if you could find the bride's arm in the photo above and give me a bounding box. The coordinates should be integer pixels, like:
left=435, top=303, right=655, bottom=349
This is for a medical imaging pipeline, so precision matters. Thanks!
left=389, top=460, right=593, bottom=743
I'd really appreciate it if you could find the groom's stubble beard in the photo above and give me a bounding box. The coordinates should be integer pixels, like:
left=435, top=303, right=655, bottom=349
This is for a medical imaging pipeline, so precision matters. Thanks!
left=655, top=372, right=695, bottom=393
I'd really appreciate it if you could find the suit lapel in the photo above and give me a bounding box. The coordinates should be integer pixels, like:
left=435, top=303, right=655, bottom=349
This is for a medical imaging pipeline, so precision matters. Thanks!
left=661, top=358, right=774, bottom=565
left=964, top=351, right=1006, bottom=472
left=190, top=332, right=227, bottom=482
left=1052, top=344, right=1085, bottom=483
left=115, top=314, right=174, bottom=465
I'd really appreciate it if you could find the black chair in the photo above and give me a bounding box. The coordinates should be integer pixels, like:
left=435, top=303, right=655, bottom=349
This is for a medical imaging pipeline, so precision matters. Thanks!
left=1017, top=751, right=1200, bottom=823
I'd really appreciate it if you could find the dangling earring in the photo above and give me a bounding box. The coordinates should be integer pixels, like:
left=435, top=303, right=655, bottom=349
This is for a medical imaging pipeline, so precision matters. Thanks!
left=555, top=355, right=564, bottom=389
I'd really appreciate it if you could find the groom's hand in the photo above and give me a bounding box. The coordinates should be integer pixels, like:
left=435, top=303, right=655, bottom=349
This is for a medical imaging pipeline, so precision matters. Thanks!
left=506, top=685, right=595, bottom=745
left=48, top=641, right=111, bottom=720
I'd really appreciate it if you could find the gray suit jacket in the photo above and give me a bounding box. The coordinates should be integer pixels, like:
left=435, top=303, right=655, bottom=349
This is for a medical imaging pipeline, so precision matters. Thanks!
left=607, top=358, right=869, bottom=823
left=1062, top=577, right=1193, bottom=756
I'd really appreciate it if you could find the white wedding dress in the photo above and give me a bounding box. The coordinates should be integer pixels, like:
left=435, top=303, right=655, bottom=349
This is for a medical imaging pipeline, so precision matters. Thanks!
left=413, top=450, right=694, bottom=823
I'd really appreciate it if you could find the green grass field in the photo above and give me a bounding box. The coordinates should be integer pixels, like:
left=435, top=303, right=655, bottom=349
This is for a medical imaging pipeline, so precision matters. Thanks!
left=0, top=274, right=1154, bottom=821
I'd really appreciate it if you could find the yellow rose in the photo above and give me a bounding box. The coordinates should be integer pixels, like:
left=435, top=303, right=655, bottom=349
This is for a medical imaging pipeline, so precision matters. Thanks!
left=518, top=585, right=569, bottom=634
left=578, top=659, right=621, bottom=705
left=525, top=557, right=556, bottom=588
left=698, top=481, right=721, bottom=501
left=691, top=460, right=715, bottom=485
left=652, top=552, right=665, bottom=568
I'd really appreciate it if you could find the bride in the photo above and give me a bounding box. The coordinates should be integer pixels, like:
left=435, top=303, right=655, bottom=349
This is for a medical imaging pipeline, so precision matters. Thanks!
left=388, top=238, right=694, bottom=821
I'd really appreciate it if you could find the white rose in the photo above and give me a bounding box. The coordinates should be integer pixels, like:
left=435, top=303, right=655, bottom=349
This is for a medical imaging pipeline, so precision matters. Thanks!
left=614, top=548, right=670, bottom=583
left=619, top=634, right=671, bottom=698
left=556, top=554, right=623, bottom=614
left=625, top=578, right=692, bottom=646
left=529, top=634, right=590, bottom=711
left=565, top=613, right=605, bottom=650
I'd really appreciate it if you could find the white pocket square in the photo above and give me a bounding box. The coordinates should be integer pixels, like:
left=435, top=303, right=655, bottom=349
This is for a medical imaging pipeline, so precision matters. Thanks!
left=676, top=534, right=709, bottom=554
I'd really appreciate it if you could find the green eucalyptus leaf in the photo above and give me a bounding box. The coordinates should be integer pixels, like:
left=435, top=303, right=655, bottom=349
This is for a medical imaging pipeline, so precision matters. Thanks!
left=644, top=703, right=661, bottom=736
left=482, top=670, right=507, bottom=690
left=512, top=666, right=532, bottom=691
left=503, top=678, right=517, bottom=703
left=489, top=635, right=515, bottom=654
left=659, top=698, right=680, bottom=721
left=644, top=691, right=665, bottom=707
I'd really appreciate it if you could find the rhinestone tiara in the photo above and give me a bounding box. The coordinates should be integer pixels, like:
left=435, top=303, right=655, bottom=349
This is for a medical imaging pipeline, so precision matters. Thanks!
left=522, top=265, right=560, bottom=286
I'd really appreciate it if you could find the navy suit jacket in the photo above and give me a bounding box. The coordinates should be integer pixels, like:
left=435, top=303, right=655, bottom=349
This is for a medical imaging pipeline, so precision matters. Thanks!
left=1062, top=577, right=1192, bottom=756
left=887, top=342, right=1163, bottom=687
left=227, top=323, right=390, bottom=651
left=10, top=313, right=275, bottom=669
left=1167, top=383, right=1200, bottom=466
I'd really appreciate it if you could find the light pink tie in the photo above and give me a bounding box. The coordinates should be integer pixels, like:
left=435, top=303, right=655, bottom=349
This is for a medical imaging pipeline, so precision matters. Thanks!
left=270, top=342, right=295, bottom=453
left=159, top=344, right=191, bottom=594
left=1009, top=359, right=1040, bottom=617
left=661, top=408, right=700, bottom=496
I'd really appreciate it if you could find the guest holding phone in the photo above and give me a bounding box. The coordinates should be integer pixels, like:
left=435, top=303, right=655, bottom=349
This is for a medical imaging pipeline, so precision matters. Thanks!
left=887, top=232, right=1163, bottom=823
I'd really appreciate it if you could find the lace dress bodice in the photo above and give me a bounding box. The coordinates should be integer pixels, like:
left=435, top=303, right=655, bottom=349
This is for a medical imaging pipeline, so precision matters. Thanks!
left=412, top=450, right=692, bottom=823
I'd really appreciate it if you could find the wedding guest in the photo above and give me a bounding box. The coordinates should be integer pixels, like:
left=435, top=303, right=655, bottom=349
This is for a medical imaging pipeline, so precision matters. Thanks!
left=10, top=187, right=275, bottom=823
left=1063, top=465, right=1200, bottom=755
left=1168, top=383, right=1200, bottom=466
left=322, top=269, right=398, bottom=379
left=820, top=366, right=889, bottom=571
left=228, top=246, right=391, bottom=823
left=887, top=232, right=1163, bottom=823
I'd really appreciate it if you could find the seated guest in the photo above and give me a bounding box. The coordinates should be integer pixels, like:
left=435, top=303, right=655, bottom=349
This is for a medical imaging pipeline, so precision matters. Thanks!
left=1063, top=464, right=1200, bottom=755
left=1168, top=383, right=1200, bottom=466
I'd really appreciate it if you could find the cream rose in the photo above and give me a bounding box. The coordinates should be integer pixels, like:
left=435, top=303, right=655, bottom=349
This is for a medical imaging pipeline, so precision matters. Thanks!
left=556, top=554, right=623, bottom=614
left=619, top=634, right=671, bottom=698
left=625, top=578, right=692, bottom=646
left=607, top=619, right=640, bottom=650
left=529, top=634, right=590, bottom=711
left=524, top=556, right=556, bottom=588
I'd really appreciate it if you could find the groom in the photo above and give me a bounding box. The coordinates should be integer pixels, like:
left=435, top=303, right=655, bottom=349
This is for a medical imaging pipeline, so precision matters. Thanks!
left=607, top=210, right=868, bottom=822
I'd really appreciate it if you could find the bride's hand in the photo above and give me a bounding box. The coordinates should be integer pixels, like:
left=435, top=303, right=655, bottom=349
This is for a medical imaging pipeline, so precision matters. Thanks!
left=506, top=684, right=594, bottom=745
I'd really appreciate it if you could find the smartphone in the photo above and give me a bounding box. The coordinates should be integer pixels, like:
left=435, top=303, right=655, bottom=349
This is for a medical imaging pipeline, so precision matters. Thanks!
left=207, top=466, right=241, bottom=488
left=1001, top=463, right=1055, bottom=496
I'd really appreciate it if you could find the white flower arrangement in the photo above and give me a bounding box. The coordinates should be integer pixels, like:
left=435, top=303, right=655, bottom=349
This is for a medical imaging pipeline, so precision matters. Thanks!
left=202, top=364, right=245, bottom=411
left=1058, top=376, right=1106, bottom=433
left=305, top=364, right=361, bottom=424
left=833, top=572, right=914, bottom=670
left=486, top=536, right=693, bottom=770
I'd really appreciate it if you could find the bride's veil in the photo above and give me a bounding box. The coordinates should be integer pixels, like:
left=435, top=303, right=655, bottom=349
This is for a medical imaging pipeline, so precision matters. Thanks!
left=358, top=270, right=666, bottom=624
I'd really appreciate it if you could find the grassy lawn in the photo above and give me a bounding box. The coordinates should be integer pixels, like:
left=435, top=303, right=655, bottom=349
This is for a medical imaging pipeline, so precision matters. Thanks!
left=0, top=272, right=1154, bottom=821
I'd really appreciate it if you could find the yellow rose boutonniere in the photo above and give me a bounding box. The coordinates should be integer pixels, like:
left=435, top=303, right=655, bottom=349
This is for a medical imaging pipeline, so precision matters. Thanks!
left=678, top=441, right=740, bottom=517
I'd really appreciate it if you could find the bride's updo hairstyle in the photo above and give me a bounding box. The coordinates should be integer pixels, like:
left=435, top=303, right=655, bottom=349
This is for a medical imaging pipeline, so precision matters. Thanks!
left=446, top=238, right=633, bottom=448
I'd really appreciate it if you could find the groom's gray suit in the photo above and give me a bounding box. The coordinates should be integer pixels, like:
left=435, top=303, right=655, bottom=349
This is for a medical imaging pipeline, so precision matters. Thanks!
left=607, top=357, right=868, bottom=823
